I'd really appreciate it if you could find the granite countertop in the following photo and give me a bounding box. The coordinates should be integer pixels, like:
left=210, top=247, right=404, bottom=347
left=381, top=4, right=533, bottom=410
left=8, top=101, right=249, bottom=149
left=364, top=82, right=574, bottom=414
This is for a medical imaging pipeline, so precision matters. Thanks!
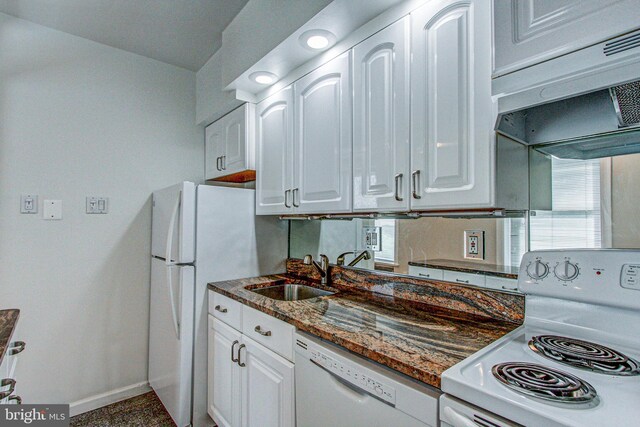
left=409, top=258, right=519, bottom=279
left=208, top=271, right=522, bottom=389
left=0, top=309, right=20, bottom=365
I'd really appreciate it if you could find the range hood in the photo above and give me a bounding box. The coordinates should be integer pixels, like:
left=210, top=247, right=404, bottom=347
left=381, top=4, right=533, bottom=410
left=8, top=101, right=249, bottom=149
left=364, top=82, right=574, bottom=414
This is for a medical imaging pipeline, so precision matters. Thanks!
left=496, top=79, right=640, bottom=160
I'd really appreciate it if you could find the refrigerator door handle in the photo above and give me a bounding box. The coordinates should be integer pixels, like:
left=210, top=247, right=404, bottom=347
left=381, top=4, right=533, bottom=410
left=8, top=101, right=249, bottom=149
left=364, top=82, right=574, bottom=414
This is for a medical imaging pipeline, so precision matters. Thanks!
left=165, top=191, right=181, bottom=266
left=166, top=267, right=181, bottom=340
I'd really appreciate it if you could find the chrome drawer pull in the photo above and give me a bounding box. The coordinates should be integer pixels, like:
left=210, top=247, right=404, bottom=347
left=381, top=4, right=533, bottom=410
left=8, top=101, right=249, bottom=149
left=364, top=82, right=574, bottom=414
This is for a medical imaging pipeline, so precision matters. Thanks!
left=7, top=395, right=22, bottom=404
left=231, top=340, right=239, bottom=363
left=418, top=273, right=431, bottom=278
left=254, top=325, right=272, bottom=336
left=292, top=188, right=300, bottom=208
left=394, top=173, right=403, bottom=201
left=8, top=341, right=25, bottom=356
left=411, top=170, right=421, bottom=199
left=455, top=279, right=470, bottom=284
left=0, top=379, right=16, bottom=399
left=284, top=189, right=292, bottom=208
left=237, top=344, right=246, bottom=367
left=216, top=156, right=222, bottom=171
left=214, top=305, right=228, bottom=313
left=501, top=286, right=518, bottom=291
left=221, top=155, right=226, bottom=170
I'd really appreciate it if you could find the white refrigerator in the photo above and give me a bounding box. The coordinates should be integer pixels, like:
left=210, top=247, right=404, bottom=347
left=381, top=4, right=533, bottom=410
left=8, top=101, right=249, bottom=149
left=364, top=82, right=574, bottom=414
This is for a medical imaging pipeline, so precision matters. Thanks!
left=149, top=182, right=287, bottom=427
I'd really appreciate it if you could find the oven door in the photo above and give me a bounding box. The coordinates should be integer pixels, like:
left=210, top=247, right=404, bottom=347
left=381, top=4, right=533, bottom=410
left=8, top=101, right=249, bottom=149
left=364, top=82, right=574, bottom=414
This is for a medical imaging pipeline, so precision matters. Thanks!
left=439, top=394, right=521, bottom=427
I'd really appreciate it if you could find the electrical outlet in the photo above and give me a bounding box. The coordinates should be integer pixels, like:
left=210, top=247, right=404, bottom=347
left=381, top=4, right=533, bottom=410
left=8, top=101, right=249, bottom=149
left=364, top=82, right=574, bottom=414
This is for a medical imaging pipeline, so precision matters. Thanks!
left=464, top=230, right=484, bottom=260
left=20, top=194, right=38, bottom=214
left=86, top=197, right=109, bottom=214
left=363, top=226, right=382, bottom=251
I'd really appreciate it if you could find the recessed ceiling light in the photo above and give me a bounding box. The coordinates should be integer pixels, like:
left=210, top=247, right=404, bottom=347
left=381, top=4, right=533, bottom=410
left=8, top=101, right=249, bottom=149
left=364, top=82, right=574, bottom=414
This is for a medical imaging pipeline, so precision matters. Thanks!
left=249, top=71, right=278, bottom=85
left=299, top=30, right=336, bottom=51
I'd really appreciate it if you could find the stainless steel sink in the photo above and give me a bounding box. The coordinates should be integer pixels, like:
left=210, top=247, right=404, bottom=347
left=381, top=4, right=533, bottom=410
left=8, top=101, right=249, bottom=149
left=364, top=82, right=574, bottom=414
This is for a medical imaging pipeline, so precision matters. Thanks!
left=249, top=284, right=334, bottom=301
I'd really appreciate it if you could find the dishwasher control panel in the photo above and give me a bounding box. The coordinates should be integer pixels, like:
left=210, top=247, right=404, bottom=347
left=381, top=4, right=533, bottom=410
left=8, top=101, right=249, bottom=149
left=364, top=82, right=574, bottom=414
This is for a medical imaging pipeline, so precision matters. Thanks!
left=310, top=349, right=396, bottom=405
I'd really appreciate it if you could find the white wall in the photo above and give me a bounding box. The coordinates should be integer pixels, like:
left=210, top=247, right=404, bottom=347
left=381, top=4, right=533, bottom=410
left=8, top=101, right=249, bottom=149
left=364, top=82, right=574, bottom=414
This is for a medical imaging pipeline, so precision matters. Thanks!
left=0, top=13, right=203, bottom=406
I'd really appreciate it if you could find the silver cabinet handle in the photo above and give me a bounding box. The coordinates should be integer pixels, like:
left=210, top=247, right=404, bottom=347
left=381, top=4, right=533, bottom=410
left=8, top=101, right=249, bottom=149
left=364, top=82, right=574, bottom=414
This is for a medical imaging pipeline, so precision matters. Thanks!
left=292, top=188, right=300, bottom=207
left=254, top=325, right=272, bottom=336
left=8, top=341, right=25, bottom=356
left=214, top=305, right=227, bottom=313
left=6, top=395, right=21, bottom=404
left=231, top=340, right=239, bottom=363
left=221, top=155, right=226, bottom=170
left=237, top=344, right=246, bottom=367
left=0, top=379, right=16, bottom=400
left=501, top=286, right=518, bottom=291
left=394, top=173, right=403, bottom=201
left=284, top=189, right=292, bottom=208
left=411, top=170, right=421, bottom=199
left=216, top=156, right=222, bottom=171
left=418, top=273, right=431, bottom=278
left=455, top=279, right=470, bottom=284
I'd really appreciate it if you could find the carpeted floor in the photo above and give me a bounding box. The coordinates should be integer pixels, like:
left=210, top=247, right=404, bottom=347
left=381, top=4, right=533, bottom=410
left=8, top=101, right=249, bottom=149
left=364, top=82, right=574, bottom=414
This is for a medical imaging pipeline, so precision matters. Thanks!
left=70, top=391, right=176, bottom=427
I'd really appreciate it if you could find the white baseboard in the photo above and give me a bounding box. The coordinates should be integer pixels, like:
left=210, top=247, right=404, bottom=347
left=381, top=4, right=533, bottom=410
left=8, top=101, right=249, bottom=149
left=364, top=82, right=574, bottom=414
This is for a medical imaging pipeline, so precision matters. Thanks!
left=69, top=381, right=151, bottom=417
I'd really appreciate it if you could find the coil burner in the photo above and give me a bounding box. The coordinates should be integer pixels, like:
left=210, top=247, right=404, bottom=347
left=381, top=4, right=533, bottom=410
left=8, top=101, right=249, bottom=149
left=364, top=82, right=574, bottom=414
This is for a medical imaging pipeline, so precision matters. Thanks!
left=529, top=335, right=640, bottom=376
left=492, top=362, right=597, bottom=404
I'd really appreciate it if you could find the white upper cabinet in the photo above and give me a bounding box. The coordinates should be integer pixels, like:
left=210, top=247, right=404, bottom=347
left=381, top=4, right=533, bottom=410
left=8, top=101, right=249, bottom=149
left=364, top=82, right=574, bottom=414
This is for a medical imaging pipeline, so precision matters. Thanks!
left=353, top=17, right=410, bottom=212
left=255, top=86, right=294, bottom=215
left=493, top=0, right=640, bottom=77
left=293, top=51, right=352, bottom=214
left=410, top=0, right=494, bottom=210
left=205, top=104, right=255, bottom=182
left=240, top=336, right=295, bottom=427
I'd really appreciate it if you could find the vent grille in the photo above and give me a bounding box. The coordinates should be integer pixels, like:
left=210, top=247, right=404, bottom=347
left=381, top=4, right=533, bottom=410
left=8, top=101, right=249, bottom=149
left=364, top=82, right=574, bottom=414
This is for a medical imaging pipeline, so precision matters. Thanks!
left=610, top=80, right=640, bottom=127
left=295, top=339, right=308, bottom=349
left=604, top=30, right=640, bottom=56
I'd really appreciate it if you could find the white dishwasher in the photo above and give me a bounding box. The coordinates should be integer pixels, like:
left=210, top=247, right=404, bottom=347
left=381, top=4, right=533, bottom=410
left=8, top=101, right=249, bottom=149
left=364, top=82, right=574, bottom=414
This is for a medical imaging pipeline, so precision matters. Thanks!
left=294, top=332, right=441, bottom=427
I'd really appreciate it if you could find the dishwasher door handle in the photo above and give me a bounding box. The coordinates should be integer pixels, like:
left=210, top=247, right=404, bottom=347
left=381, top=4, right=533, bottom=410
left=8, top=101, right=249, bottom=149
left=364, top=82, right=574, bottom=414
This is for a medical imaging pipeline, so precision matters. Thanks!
left=310, top=359, right=395, bottom=408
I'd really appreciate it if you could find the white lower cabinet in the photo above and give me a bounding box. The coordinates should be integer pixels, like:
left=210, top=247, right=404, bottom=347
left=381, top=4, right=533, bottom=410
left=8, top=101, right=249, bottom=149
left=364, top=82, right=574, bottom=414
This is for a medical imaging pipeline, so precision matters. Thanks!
left=208, top=304, right=295, bottom=427
left=240, top=336, right=294, bottom=427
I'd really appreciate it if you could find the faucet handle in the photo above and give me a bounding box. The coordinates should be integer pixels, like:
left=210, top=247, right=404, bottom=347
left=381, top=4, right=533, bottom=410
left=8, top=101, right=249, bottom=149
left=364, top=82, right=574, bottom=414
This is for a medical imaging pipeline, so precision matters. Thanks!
left=303, top=254, right=313, bottom=265
left=319, top=254, right=329, bottom=268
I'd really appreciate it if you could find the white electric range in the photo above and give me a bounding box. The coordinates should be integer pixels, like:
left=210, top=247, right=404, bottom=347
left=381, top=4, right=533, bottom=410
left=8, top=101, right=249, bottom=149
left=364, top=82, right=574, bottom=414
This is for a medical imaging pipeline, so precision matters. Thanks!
left=440, top=249, right=640, bottom=427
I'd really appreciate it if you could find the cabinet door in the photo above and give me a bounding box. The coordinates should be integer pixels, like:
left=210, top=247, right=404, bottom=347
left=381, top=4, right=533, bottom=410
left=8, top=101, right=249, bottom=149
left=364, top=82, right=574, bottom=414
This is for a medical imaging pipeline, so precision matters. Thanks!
left=293, top=51, right=352, bottom=214
left=353, top=17, right=410, bottom=212
left=205, top=120, right=225, bottom=180
left=493, top=0, right=640, bottom=77
left=208, top=317, right=242, bottom=427
left=410, top=0, right=494, bottom=210
left=239, top=336, right=294, bottom=427
left=222, top=104, right=253, bottom=176
left=255, top=86, right=294, bottom=215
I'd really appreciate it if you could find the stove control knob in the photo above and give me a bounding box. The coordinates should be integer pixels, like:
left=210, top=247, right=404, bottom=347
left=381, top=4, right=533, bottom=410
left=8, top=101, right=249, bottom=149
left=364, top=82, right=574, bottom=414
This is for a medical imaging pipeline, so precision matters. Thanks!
left=526, top=260, right=549, bottom=280
left=554, top=261, right=580, bottom=281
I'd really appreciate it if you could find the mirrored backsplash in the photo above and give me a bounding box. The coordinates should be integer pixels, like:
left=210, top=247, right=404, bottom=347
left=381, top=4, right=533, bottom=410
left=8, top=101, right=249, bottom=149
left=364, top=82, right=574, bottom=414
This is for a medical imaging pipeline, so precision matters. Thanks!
left=289, top=152, right=640, bottom=282
left=289, top=216, right=527, bottom=277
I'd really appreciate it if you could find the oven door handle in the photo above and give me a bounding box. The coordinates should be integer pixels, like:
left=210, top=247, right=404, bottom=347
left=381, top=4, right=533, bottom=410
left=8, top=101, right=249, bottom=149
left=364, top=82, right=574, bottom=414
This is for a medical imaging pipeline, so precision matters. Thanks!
left=442, top=406, right=482, bottom=427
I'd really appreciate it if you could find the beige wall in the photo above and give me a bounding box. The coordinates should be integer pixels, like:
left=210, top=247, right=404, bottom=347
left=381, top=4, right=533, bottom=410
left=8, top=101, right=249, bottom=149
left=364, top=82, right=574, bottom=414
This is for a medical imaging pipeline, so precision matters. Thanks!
left=396, top=218, right=504, bottom=274
left=611, top=153, right=640, bottom=248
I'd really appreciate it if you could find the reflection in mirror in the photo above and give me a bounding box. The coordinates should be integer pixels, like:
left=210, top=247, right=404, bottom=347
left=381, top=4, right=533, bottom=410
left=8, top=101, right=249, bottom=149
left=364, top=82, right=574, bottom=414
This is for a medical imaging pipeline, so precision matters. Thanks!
left=529, top=152, right=640, bottom=250
left=289, top=216, right=528, bottom=277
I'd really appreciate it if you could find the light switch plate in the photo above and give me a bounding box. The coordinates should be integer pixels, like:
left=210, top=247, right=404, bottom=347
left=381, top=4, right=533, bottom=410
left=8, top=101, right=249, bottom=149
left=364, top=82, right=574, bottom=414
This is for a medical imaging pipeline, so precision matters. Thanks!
left=363, top=226, right=382, bottom=251
left=20, top=194, right=38, bottom=214
left=464, top=230, right=484, bottom=260
left=43, top=200, right=62, bottom=220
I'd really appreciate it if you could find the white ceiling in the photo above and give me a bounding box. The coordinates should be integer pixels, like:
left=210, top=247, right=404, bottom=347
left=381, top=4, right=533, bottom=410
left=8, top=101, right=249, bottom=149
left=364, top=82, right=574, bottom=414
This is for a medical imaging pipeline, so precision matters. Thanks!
left=0, top=0, right=249, bottom=71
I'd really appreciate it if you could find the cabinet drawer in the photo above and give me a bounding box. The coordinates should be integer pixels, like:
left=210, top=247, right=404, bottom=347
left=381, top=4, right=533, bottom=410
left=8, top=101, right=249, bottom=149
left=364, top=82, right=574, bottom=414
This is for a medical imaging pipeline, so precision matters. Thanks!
left=408, top=266, right=444, bottom=280
left=209, top=292, right=243, bottom=331
left=443, top=270, right=485, bottom=288
left=242, top=305, right=294, bottom=362
left=485, top=276, right=519, bottom=293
